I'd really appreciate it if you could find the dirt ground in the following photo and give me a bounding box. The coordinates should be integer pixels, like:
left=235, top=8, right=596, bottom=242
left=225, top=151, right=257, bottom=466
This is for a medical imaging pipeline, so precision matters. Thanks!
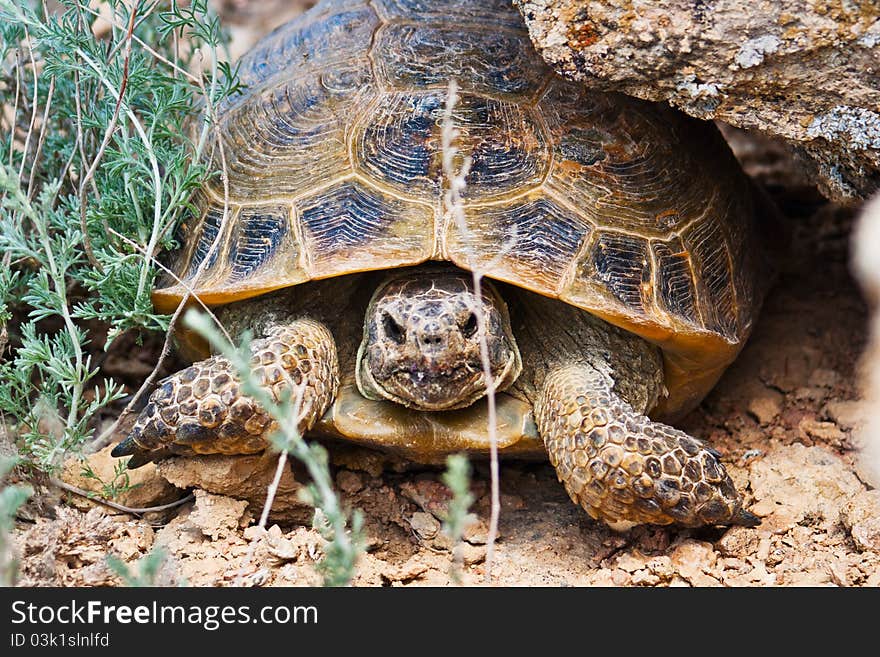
left=7, top=1, right=880, bottom=588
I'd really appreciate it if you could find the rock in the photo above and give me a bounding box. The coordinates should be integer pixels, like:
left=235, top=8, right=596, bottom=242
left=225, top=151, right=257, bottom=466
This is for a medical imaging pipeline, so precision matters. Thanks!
left=515, top=0, right=880, bottom=203
left=842, top=490, right=880, bottom=552
left=717, top=123, right=812, bottom=192
left=409, top=512, right=441, bottom=541
left=264, top=525, right=302, bottom=563
left=399, top=477, right=494, bottom=545
left=610, top=568, right=631, bottom=586
left=61, top=445, right=180, bottom=510
left=187, top=490, right=248, bottom=541
left=670, top=540, right=720, bottom=587
left=615, top=552, right=649, bottom=573
left=15, top=506, right=153, bottom=587
left=399, top=478, right=454, bottom=519
left=630, top=569, right=660, bottom=586
left=645, top=555, right=674, bottom=580
left=157, top=451, right=313, bottom=526
left=329, top=444, right=406, bottom=477
left=781, top=567, right=834, bottom=587
left=808, top=369, right=841, bottom=389
left=380, top=555, right=430, bottom=584
left=461, top=517, right=489, bottom=545
left=246, top=525, right=320, bottom=565
left=793, top=387, right=828, bottom=404
left=716, top=526, right=759, bottom=558
left=824, top=400, right=871, bottom=432
left=747, top=388, right=784, bottom=425
left=458, top=542, right=488, bottom=566
left=108, top=524, right=155, bottom=562
left=798, top=419, right=847, bottom=448
left=760, top=345, right=823, bottom=394
left=748, top=444, right=864, bottom=530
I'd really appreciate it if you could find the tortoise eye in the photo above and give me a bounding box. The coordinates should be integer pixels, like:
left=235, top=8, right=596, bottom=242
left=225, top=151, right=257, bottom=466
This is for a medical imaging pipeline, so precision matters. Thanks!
left=461, top=312, right=478, bottom=339
left=382, top=313, right=405, bottom=344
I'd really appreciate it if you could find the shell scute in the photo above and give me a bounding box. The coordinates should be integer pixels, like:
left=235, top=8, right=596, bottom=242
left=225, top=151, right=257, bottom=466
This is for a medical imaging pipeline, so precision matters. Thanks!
left=234, top=4, right=378, bottom=92
left=227, top=206, right=295, bottom=284
left=651, top=237, right=700, bottom=326
left=583, top=232, right=653, bottom=318
left=372, top=0, right=524, bottom=29
left=297, top=179, right=434, bottom=279
left=448, top=197, right=592, bottom=294
left=372, top=23, right=546, bottom=98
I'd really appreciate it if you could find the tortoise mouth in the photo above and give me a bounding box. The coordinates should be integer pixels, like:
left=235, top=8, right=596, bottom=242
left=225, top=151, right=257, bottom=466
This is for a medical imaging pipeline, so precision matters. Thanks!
left=383, top=362, right=488, bottom=411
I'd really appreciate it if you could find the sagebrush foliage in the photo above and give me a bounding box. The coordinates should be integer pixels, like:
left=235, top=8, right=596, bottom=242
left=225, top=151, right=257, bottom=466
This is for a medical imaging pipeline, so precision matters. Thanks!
left=106, top=546, right=169, bottom=586
left=441, top=453, right=476, bottom=583
left=0, top=0, right=238, bottom=470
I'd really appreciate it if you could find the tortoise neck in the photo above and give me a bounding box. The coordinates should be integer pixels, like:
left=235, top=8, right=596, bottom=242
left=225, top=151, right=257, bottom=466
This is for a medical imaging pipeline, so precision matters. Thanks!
left=502, top=284, right=666, bottom=415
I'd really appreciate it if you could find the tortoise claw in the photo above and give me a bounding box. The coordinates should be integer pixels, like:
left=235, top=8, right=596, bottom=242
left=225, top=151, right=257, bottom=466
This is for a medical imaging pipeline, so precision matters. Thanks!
left=732, top=508, right=762, bottom=528
left=110, top=436, right=136, bottom=458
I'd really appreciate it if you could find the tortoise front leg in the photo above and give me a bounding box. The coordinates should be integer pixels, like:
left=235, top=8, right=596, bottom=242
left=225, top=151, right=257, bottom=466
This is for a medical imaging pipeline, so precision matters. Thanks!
left=535, top=364, right=759, bottom=528
left=112, top=319, right=339, bottom=468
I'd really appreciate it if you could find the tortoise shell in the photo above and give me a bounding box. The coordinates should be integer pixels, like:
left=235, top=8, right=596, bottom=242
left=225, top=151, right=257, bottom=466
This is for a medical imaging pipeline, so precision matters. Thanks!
left=154, top=0, right=769, bottom=420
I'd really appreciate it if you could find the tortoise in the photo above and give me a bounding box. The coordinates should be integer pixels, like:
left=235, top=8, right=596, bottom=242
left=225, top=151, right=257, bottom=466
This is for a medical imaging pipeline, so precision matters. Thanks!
left=113, top=0, right=773, bottom=528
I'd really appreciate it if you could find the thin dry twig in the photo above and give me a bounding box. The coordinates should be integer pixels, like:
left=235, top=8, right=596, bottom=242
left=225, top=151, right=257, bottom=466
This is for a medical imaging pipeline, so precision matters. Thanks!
left=50, top=476, right=194, bottom=516
left=16, top=26, right=39, bottom=186
left=257, top=388, right=306, bottom=530
left=89, top=289, right=192, bottom=451
left=441, top=79, right=501, bottom=583
left=75, top=2, right=202, bottom=85
left=25, top=76, right=53, bottom=201
left=0, top=249, right=9, bottom=359
left=5, top=47, right=21, bottom=170
left=89, top=222, right=233, bottom=452
left=72, top=5, right=100, bottom=203
left=257, top=383, right=306, bottom=531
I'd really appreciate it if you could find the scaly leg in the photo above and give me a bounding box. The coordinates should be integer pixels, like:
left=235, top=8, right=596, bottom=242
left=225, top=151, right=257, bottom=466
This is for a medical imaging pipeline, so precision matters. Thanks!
left=112, top=319, right=338, bottom=468
left=536, top=363, right=758, bottom=528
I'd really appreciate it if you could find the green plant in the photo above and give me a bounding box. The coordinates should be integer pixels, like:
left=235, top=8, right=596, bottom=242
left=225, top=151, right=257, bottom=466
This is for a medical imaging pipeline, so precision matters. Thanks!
left=0, top=456, right=33, bottom=586
left=186, top=310, right=365, bottom=587
left=0, top=0, right=239, bottom=472
left=107, top=545, right=168, bottom=586
left=80, top=457, right=139, bottom=500
left=441, top=452, right=476, bottom=583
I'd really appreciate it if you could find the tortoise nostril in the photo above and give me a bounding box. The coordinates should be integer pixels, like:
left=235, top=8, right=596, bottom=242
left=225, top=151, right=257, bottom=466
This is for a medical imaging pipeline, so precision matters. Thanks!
left=420, top=332, right=443, bottom=347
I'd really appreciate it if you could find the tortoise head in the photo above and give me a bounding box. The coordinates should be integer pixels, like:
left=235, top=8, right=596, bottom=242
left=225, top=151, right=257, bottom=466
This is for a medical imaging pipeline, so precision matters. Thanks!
left=356, top=268, right=522, bottom=411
